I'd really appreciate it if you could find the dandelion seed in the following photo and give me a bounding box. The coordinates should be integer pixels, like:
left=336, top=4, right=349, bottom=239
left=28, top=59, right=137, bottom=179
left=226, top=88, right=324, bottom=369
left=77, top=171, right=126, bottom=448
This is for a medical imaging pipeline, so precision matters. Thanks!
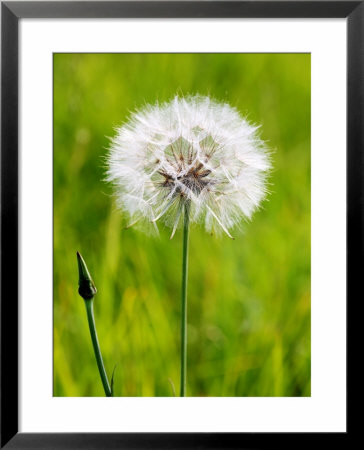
left=106, top=95, right=271, bottom=238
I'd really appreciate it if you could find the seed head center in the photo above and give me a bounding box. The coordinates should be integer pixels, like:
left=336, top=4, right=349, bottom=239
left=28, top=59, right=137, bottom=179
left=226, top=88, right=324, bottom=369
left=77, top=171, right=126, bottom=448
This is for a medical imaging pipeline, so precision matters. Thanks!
left=159, top=160, right=212, bottom=196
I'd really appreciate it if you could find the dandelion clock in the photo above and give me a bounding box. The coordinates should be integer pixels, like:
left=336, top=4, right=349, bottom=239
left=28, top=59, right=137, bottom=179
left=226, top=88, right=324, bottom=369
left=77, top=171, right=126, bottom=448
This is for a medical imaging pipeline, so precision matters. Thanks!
left=106, top=95, right=271, bottom=396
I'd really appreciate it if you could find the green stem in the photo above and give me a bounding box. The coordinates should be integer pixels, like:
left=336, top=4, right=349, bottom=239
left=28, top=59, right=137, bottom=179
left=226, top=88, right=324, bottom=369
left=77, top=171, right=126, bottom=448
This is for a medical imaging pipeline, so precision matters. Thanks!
left=85, top=299, right=112, bottom=397
left=180, top=201, right=190, bottom=397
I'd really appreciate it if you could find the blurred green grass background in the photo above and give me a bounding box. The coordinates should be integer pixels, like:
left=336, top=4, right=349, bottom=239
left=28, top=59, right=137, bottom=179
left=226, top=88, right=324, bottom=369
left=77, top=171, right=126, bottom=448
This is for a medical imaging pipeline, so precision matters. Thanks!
left=54, top=53, right=310, bottom=397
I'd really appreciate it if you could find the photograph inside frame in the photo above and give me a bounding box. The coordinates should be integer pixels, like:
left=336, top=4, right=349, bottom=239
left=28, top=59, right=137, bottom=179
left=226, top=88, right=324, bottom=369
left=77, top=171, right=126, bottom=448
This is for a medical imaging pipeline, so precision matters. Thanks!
left=53, top=53, right=311, bottom=397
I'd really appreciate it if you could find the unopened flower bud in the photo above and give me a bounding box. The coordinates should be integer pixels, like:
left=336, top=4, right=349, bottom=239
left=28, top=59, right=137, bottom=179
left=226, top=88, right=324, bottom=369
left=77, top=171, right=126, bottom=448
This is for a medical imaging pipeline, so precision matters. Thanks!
left=77, top=251, right=97, bottom=300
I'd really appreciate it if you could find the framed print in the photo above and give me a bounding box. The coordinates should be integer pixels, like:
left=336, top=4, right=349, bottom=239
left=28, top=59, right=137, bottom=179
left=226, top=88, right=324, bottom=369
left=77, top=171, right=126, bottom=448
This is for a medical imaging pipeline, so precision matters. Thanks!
left=1, top=1, right=358, bottom=448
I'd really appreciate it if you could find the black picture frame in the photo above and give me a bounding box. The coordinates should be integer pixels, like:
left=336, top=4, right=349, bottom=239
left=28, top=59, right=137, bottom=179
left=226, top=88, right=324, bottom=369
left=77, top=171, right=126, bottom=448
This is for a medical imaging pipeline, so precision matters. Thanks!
left=1, top=1, right=358, bottom=448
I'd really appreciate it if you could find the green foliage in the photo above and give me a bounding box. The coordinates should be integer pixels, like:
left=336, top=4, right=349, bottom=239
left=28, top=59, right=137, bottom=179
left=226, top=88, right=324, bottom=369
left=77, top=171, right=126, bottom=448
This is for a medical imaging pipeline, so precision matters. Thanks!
left=54, top=53, right=311, bottom=397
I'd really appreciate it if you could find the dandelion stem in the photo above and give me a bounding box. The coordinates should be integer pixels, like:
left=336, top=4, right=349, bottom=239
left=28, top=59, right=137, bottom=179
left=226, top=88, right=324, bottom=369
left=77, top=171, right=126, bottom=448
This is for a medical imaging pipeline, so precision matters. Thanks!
left=85, top=299, right=112, bottom=397
left=180, top=201, right=190, bottom=397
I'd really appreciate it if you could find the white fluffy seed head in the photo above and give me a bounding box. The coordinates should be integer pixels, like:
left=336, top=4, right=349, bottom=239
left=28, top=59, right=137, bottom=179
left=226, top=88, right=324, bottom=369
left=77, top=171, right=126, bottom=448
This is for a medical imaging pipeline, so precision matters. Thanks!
left=106, top=95, right=271, bottom=238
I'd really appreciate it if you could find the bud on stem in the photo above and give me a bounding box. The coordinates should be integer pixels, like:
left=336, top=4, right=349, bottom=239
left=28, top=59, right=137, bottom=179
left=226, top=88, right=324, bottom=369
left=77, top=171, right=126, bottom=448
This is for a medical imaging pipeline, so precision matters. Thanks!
left=76, top=251, right=112, bottom=397
left=77, top=251, right=97, bottom=300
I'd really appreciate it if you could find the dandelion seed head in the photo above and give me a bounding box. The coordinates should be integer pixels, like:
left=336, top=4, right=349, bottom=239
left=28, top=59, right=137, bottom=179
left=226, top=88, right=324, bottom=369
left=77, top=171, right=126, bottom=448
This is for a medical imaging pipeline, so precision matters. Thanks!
left=106, top=95, right=271, bottom=237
